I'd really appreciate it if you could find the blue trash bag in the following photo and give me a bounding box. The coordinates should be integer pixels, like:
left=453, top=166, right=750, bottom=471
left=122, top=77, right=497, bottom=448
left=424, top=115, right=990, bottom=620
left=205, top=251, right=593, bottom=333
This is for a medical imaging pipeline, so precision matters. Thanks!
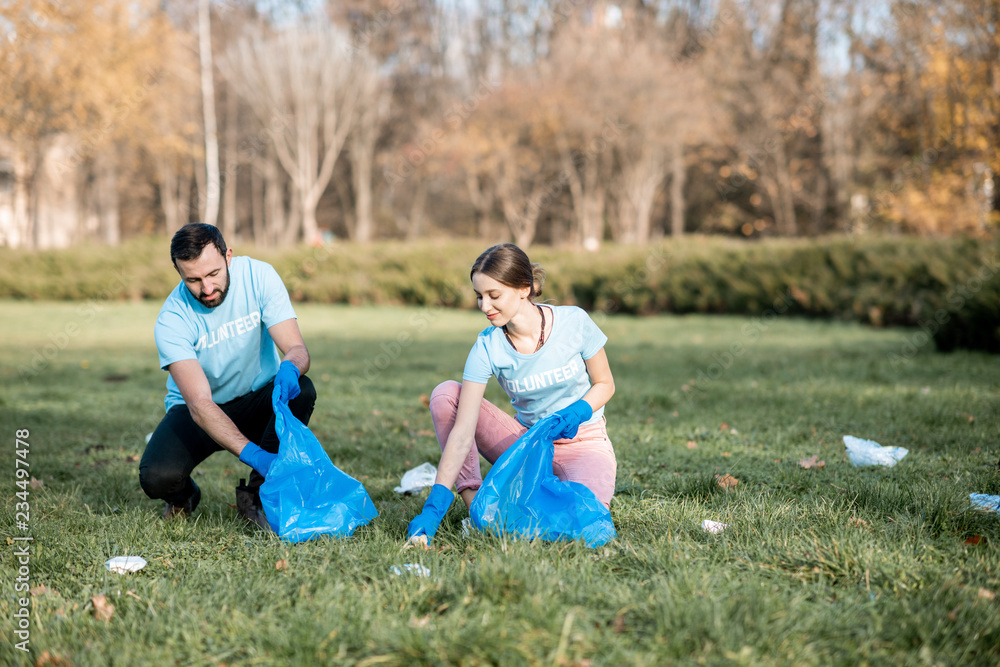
left=468, top=414, right=616, bottom=548
left=259, top=386, right=378, bottom=542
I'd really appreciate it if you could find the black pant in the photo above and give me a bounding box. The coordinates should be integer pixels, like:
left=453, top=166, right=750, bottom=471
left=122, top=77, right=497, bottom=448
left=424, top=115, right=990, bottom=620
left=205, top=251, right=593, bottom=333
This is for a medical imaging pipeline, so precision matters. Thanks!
left=139, top=376, right=317, bottom=506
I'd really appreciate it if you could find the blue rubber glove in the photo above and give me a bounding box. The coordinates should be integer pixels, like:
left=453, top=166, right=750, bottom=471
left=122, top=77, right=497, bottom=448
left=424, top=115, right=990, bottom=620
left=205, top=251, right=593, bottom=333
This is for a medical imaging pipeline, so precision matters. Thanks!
left=274, top=360, right=301, bottom=402
left=551, top=399, right=593, bottom=440
left=239, top=442, right=277, bottom=477
left=407, top=484, right=454, bottom=543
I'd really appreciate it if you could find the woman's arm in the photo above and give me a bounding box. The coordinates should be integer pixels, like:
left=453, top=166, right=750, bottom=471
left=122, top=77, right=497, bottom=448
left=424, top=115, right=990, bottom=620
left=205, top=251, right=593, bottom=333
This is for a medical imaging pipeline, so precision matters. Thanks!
left=434, top=380, right=487, bottom=505
left=580, top=348, right=615, bottom=412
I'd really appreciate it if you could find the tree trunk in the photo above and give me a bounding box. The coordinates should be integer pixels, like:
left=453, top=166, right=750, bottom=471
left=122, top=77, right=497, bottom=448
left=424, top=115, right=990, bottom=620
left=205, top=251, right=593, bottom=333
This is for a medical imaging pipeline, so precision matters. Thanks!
left=406, top=180, right=427, bottom=241
left=670, top=144, right=685, bottom=238
left=772, top=139, right=797, bottom=235
left=178, top=160, right=192, bottom=228
left=466, top=171, right=495, bottom=240
left=199, top=0, right=220, bottom=226
left=264, top=151, right=286, bottom=245
left=581, top=157, right=605, bottom=251
left=496, top=153, right=544, bottom=248
left=350, top=133, right=375, bottom=243
left=11, top=147, right=35, bottom=248
left=616, top=145, right=667, bottom=243
left=95, top=149, right=120, bottom=246
left=157, top=156, right=180, bottom=235
left=222, top=82, right=238, bottom=240
left=251, top=163, right=264, bottom=243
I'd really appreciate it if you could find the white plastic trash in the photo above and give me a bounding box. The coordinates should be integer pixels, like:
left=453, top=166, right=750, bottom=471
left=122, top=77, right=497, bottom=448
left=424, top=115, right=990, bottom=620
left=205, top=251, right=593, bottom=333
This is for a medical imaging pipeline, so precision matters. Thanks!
left=461, top=517, right=472, bottom=537
left=105, top=556, right=147, bottom=574
left=394, top=462, right=438, bottom=494
left=390, top=563, right=431, bottom=577
left=702, top=520, right=729, bottom=534
left=843, top=435, right=908, bottom=467
left=969, top=494, right=1000, bottom=512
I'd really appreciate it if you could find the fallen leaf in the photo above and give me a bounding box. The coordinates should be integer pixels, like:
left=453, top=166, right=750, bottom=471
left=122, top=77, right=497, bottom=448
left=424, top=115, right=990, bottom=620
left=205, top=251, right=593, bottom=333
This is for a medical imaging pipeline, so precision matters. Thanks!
left=964, top=535, right=982, bottom=546
left=721, top=452, right=731, bottom=457
left=612, top=613, right=626, bottom=633
left=848, top=517, right=868, bottom=527
left=419, top=394, right=430, bottom=408
left=126, top=455, right=139, bottom=463
left=92, top=594, right=114, bottom=622
left=720, top=422, right=729, bottom=431
left=126, top=589, right=142, bottom=601
left=35, top=650, right=72, bottom=667
left=275, top=559, right=288, bottom=571
left=716, top=474, right=739, bottom=490
left=31, top=585, right=59, bottom=597
left=409, top=614, right=431, bottom=628
left=30, top=477, right=45, bottom=489
left=798, top=455, right=826, bottom=470
left=686, top=441, right=698, bottom=450
left=978, top=588, right=996, bottom=600
left=372, top=409, right=381, bottom=416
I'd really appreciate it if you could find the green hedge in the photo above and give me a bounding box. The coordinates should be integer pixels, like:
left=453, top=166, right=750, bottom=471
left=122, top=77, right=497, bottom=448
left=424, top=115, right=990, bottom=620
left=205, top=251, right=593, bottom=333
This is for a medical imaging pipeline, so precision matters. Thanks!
left=2, top=235, right=998, bottom=351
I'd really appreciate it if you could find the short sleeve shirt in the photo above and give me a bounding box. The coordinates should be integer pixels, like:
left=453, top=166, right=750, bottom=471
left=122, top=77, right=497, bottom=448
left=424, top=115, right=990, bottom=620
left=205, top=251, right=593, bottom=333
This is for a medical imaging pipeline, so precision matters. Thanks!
left=462, top=305, right=608, bottom=427
left=154, top=256, right=297, bottom=411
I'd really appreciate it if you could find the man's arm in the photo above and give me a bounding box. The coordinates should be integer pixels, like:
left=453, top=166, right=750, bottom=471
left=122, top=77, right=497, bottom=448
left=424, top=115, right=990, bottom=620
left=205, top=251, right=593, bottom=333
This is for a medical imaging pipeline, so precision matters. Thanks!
left=268, top=319, right=310, bottom=375
left=168, top=359, right=253, bottom=457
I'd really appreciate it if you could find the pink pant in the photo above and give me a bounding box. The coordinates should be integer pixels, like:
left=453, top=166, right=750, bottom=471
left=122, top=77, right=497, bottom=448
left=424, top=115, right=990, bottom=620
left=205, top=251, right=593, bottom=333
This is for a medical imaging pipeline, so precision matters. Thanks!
left=428, top=380, right=617, bottom=508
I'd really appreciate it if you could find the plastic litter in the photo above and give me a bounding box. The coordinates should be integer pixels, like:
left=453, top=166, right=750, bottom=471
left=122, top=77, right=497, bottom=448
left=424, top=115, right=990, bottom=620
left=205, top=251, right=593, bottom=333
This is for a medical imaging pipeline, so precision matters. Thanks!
left=260, top=387, right=378, bottom=542
left=461, top=517, right=472, bottom=537
left=969, top=493, right=1000, bottom=512
left=105, top=556, right=147, bottom=574
left=394, top=462, right=438, bottom=495
left=702, top=520, right=729, bottom=534
left=390, top=563, right=431, bottom=577
left=469, top=414, right=617, bottom=548
left=844, top=435, right=908, bottom=467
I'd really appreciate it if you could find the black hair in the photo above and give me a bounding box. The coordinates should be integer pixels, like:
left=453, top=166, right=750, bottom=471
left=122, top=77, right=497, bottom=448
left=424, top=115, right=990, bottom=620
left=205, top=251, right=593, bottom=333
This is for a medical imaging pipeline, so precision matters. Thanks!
left=170, top=223, right=227, bottom=265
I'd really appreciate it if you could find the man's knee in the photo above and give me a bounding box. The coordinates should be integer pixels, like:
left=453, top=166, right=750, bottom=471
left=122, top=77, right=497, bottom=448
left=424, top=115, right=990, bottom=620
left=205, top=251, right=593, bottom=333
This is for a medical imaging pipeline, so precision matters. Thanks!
left=138, top=462, right=187, bottom=501
left=297, top=375, right=317, bottom=407
left=288, top=374, right=317, bottom=424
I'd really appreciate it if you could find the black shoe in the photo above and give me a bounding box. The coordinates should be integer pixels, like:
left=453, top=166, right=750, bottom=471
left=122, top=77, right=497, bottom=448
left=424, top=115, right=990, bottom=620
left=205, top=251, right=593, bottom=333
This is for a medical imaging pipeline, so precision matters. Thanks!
left=162, top=482, right=201, bottom=520
left=236, top=478, right=273, bottom=532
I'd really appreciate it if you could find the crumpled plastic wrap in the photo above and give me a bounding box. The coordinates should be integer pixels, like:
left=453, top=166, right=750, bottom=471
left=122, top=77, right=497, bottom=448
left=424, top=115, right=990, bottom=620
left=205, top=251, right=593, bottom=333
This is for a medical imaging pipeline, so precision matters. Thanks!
left=844, top=435, right=908, bottom=467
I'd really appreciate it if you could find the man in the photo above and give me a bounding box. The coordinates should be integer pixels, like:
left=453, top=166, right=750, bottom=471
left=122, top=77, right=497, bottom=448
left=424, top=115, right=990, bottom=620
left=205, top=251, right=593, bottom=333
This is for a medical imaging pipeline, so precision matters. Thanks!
left=139, top=223, right=316, bottom=530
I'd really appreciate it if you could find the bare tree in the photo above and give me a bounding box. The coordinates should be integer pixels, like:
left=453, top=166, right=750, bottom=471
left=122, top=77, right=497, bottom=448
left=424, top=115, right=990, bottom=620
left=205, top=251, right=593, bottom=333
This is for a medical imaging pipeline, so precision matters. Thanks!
left=347, top=53, right=386, bottom=243
left=198, top=0, right=220, bottom=226
left=222, top=20, right=363, bottom=244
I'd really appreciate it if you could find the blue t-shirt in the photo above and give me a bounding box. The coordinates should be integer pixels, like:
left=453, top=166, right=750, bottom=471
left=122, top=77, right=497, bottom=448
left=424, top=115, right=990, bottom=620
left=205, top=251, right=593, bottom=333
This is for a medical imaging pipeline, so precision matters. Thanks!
left=154, top=256, right=297, bottom=412
left=462, top=305, right=608, bottom=427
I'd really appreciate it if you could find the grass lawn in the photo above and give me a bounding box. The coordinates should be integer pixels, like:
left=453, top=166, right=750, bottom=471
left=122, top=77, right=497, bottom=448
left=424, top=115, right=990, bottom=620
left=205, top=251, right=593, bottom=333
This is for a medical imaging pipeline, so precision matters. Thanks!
left=1, top=300, right=998, bottom=666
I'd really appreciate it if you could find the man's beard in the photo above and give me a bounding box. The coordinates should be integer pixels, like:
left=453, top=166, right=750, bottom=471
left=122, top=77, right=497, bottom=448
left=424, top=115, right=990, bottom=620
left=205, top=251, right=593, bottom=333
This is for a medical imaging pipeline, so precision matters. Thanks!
left=197, top=266, right=231, bottom=308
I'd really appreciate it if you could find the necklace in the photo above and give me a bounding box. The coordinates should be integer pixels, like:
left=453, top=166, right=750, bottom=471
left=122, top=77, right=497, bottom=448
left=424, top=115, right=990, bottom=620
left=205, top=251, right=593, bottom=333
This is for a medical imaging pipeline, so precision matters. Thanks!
left=503, top=304, right=546, bottom=353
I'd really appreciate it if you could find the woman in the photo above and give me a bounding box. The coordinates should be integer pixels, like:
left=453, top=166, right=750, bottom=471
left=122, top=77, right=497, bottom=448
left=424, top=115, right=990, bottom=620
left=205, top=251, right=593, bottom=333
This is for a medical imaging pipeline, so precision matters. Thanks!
left=407, top=243, right=617, bottom=543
